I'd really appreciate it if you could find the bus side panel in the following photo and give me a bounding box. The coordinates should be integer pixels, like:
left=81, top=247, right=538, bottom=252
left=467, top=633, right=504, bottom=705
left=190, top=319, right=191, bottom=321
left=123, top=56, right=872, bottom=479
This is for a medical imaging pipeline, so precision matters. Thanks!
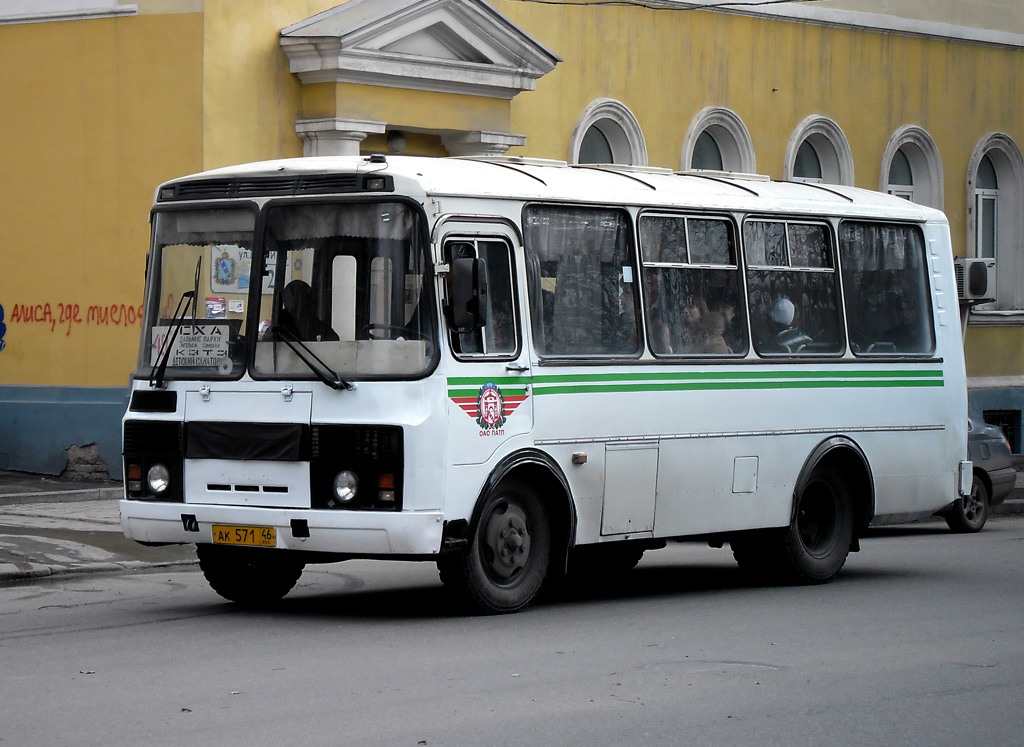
left=653, top=435, right=794, bottom=537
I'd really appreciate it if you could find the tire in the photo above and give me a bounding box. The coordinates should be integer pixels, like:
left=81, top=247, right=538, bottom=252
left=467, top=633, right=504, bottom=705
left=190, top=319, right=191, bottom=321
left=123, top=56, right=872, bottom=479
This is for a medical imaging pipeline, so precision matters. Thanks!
left=196, top=544, right=305, bottom=606
left=438, top=480, right=550, bottom=614
left=732, top=463, right=853, bottom=585
left=945, top=474, right=989, bottom=533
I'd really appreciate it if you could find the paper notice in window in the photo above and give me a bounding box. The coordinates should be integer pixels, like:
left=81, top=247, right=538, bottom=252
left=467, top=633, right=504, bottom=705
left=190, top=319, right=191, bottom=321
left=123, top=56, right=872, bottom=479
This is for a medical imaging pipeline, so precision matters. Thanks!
left=151, top=324, right=229, bottom=367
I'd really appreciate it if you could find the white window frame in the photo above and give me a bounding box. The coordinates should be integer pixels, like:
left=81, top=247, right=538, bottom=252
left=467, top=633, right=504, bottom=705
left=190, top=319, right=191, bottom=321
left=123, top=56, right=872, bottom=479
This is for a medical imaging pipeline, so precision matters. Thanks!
left=569, top=99, right=647, bottom=166
left=681, top=107, right=756, bottom=174
left=967, top=133, right=1024, bottom=314
left=879, top=126, right=943, bottom=210
left=784, top=115, right=854, bottom=186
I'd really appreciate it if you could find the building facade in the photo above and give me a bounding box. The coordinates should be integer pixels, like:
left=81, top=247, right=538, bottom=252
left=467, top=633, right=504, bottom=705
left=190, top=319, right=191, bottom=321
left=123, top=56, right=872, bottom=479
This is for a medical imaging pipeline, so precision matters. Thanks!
left=1, top=0, right=1022, bottom=475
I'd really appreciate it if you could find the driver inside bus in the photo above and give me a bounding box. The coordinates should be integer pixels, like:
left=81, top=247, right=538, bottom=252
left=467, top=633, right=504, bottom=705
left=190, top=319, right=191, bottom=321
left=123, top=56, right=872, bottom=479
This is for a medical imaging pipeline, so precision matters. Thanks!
left=278, top=279, right=338, bottom=342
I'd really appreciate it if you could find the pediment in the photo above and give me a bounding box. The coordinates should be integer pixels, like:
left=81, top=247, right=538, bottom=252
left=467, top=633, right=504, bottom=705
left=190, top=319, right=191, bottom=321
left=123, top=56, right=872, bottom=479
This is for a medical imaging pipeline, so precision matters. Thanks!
left=281, top=0, right=560, bottom=99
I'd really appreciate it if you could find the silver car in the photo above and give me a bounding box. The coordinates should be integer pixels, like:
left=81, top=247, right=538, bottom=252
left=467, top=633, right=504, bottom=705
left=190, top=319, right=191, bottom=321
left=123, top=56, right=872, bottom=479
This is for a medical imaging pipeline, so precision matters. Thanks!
left=943, top=417, right=1017, bottom=533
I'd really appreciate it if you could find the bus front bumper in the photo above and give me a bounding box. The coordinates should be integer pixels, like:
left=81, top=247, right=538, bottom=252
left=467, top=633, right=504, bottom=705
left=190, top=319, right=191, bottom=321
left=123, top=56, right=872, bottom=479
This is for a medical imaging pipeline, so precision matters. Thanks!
left=119, top=500, right=445, bottom=557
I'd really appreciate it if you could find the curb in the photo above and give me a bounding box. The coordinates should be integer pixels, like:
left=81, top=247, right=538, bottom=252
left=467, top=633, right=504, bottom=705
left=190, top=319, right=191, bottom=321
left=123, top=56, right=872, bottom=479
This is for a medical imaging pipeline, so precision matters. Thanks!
left=0, top=558, right=198, bottom=584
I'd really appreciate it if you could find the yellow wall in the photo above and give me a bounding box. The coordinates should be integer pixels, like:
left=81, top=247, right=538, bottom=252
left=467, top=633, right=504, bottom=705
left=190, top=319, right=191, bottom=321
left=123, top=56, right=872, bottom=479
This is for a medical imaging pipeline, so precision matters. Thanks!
left=965, top=328, right=1024, bottom=378
left=497, top=1, right=1024, bottom=257
left=493, top=2, right=1024, bottom=380
left=3, top=2, right=1022, bottom=387
left=202, top=0, right=341, bottom=169
left=0, top=13, right=203, bottom=386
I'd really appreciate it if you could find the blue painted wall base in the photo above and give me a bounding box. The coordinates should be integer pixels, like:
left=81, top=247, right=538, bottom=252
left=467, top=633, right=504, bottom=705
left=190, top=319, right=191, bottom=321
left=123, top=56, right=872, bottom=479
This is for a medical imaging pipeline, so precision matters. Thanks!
left=0, top=385, right=127, bottom=478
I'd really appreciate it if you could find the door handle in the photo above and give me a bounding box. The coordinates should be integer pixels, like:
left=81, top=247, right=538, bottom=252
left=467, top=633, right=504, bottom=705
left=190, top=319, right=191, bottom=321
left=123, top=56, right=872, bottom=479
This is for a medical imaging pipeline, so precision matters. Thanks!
left=505, top=364, right=529, bottom=373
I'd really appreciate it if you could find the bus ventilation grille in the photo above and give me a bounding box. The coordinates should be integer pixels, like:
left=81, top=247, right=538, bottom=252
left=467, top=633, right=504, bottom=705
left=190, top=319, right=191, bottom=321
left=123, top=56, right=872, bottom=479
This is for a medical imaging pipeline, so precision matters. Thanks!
left=162, top=175, right=369, bottom=201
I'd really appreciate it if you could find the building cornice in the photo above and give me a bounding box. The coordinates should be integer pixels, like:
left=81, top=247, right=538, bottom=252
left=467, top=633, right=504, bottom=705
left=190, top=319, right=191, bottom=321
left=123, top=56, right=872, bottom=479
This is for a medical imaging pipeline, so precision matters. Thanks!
left=280, top=0, right=560, bottom=100
left=667, top=2, right=1024, bottom=50
left=0, top=5, right=137, bottom=25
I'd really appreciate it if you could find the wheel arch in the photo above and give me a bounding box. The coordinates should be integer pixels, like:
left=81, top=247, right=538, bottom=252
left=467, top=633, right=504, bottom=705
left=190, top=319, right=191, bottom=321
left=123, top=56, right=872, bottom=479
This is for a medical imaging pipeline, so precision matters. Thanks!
left=472, top=449, right=576, bottom=572
left=795, top=436, right=875, bottom=537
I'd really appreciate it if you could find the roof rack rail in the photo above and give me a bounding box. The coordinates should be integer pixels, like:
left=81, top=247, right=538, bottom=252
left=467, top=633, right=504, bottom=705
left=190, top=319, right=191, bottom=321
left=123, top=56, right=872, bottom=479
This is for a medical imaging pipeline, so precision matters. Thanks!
left=676, top=168, right=771, bottom=181
left=454, top=155, right=568, bottom=168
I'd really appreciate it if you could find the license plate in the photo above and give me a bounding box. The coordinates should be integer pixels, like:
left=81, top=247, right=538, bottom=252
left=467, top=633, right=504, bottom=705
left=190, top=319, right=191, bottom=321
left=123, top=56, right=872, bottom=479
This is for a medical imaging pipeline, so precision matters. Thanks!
left=211, top=524, right=276, bottom=548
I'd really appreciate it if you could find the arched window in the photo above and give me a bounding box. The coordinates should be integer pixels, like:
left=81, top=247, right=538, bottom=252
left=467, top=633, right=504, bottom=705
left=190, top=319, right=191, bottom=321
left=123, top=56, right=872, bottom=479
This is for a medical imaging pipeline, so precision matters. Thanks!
left=682, top=107, right=756, bottom=173
left=784, top=116, right=854, bottom=186
left=692, top=131, right=724, bottom=171
left=579, top=127, right=613, bottom=164
left=967, top=134, right=1024, bottom=311
left=888, top=149, right=915, bottom=201
left=794, top=142, right=823, bottom=183
left=569, top=99, right=647, bottom=166
left=975, top=154, right=998, bottom=260
left=880, top=126, right=943, bottom=209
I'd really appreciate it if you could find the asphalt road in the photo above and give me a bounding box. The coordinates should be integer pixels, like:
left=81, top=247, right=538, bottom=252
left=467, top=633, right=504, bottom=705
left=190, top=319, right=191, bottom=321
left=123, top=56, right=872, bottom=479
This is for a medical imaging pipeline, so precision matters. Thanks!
left=1, top=516, right=1022, bottom=747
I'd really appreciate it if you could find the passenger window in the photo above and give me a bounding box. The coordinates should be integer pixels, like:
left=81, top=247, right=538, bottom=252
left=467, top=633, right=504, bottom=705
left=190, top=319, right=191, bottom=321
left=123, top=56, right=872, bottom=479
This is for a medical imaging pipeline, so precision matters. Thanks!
left=840, top=222, right=934, bottom=356
left=639, top=215, right=747, bottom=356
left=444, top=238, right=518, bottom=358
left=523, top=206, right=639, bottom=357
left=745, top=220, right=843, bottom=356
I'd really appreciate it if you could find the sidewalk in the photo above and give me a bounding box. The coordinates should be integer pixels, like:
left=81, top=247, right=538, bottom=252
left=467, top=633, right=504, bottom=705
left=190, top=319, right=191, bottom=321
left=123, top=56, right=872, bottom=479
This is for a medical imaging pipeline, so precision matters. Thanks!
left=0, top=470, right=195, bottom=583
left=1, top=468, right=1022, bottom=585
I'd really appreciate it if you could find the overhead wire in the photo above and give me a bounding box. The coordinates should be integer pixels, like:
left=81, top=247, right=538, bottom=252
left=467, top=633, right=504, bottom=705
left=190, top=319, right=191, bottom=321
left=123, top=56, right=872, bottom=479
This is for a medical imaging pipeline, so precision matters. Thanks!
left=506, top=0, right=828, bottom=10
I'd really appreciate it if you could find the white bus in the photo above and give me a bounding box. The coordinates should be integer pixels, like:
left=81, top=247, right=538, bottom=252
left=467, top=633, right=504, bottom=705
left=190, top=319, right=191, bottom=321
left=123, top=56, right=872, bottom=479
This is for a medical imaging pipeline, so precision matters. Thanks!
left=121, top=155, right=971, bottom=613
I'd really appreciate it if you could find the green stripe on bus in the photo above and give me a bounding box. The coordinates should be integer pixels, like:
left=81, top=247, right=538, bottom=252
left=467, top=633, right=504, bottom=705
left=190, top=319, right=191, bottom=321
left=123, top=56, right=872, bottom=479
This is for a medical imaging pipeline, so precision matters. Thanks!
left=447, top=376, right=533, bottom=386
left=532, top=378, right=943, bottom=396
left=448, top=387, right=530, bottom=398
left=531, top=369, right=941, bottom=384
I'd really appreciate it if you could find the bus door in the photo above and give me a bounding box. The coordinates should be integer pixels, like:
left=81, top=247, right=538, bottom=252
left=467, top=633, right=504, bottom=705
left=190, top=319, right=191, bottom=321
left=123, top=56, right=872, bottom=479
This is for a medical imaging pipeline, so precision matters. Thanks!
left=440, top=223, right=533, bottom=466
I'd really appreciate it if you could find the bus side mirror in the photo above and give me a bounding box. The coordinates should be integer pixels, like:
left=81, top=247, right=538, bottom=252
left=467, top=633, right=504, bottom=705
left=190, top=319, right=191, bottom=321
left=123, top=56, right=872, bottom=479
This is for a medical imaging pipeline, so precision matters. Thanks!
left=448, top=257, right=488, bottom=332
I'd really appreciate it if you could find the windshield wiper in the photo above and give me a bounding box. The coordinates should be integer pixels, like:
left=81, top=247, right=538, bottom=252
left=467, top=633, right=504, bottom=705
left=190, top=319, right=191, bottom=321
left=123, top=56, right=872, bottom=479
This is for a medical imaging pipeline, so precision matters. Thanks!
left=150, top=290, right=195, bottom=389
left=150, top=257, right=202, bottom=389
left=269, top=324, right=353, bottom=391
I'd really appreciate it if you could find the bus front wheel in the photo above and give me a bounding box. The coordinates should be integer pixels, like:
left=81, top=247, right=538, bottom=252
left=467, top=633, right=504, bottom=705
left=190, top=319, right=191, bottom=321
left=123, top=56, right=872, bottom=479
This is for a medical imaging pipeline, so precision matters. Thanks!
left=438, top=480, right=550, bottom=614
left=732, top=463, right=853, bottom=585
left=197, top=545, right=305, bottom=606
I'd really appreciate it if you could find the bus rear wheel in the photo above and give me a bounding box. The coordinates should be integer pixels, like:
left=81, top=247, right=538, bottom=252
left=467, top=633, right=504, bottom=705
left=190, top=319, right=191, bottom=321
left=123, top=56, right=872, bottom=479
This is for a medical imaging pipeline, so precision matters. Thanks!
left=438, top=480, right=550, bottom=614
left=197, top=545, right=305, bottom=606
left=732, top=463, right=853, bottom=585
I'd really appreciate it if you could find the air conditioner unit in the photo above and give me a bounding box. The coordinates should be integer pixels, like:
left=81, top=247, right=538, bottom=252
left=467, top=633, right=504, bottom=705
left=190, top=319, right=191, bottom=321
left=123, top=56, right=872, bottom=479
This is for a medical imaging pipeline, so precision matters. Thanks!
left=954, top=258, right=996, bottom=302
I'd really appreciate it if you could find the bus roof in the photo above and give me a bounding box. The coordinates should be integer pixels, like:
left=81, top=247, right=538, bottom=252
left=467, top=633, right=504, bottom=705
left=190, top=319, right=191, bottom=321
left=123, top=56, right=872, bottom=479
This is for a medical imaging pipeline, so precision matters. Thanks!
left=161, top=154, right=946, bottom=223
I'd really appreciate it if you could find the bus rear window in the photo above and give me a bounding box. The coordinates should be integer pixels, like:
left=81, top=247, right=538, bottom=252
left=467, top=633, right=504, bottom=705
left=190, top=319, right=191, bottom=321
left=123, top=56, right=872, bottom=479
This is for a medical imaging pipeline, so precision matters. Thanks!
left=745, top=220, right=844, bottom=356
left=840, top=222, right=934, bottom=356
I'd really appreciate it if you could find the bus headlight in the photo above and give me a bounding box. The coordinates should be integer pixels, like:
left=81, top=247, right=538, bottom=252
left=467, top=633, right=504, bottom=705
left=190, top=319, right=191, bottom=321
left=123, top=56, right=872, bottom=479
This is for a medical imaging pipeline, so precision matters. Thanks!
left=147, top=463, right=171, bottom=495
left=330, top=471, right=359, bottom=506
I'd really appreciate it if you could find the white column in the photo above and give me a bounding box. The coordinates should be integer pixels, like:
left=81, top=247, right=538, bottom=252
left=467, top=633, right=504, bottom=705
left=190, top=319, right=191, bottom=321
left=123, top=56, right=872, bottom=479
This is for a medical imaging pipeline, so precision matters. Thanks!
left=295, top=118, right=386, bottom=157
left=442, top=130, right=527, bottom=157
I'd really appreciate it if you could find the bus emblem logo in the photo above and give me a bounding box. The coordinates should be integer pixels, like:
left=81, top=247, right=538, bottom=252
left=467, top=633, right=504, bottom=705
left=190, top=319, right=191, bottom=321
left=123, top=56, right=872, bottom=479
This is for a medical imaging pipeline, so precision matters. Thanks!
left=476, top=383, right=506, bottom=430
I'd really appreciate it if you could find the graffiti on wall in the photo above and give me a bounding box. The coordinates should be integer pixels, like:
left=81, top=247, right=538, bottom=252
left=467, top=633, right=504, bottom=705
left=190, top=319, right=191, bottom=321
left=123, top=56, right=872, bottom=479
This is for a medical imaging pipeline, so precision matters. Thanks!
left=1, top=302, right=144, bottom=337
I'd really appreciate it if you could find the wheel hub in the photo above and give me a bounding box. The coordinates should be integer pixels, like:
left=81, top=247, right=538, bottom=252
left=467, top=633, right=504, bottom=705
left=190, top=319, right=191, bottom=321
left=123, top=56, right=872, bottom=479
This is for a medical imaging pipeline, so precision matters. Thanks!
left=482, top=502, right=531, bottom=581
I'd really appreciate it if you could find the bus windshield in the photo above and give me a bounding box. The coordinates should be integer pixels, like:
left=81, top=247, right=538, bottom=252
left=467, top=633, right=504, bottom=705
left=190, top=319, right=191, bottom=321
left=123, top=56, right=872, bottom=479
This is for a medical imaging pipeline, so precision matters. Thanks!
left=138, top=207, right=257, bottom=381
left=136, top=201, right=435, bottom=383
left=253, top=200, right=435, bottom=380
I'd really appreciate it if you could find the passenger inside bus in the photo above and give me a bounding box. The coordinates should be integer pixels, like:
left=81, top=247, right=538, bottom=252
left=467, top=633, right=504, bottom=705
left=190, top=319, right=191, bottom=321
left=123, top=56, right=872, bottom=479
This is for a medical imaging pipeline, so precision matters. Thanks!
left=680, top=292, right=730, bottom=355
left=769, top=296, right=812, bottom=353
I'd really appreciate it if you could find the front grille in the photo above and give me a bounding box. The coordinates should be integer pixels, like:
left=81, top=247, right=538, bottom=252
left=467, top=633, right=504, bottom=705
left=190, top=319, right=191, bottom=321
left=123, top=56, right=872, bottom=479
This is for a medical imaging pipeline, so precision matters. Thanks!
left=123, top=420, right=183, bottom=454
left=129, top=390, right=177, bottom=413
left=185, top=422, right=310, bottom=461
